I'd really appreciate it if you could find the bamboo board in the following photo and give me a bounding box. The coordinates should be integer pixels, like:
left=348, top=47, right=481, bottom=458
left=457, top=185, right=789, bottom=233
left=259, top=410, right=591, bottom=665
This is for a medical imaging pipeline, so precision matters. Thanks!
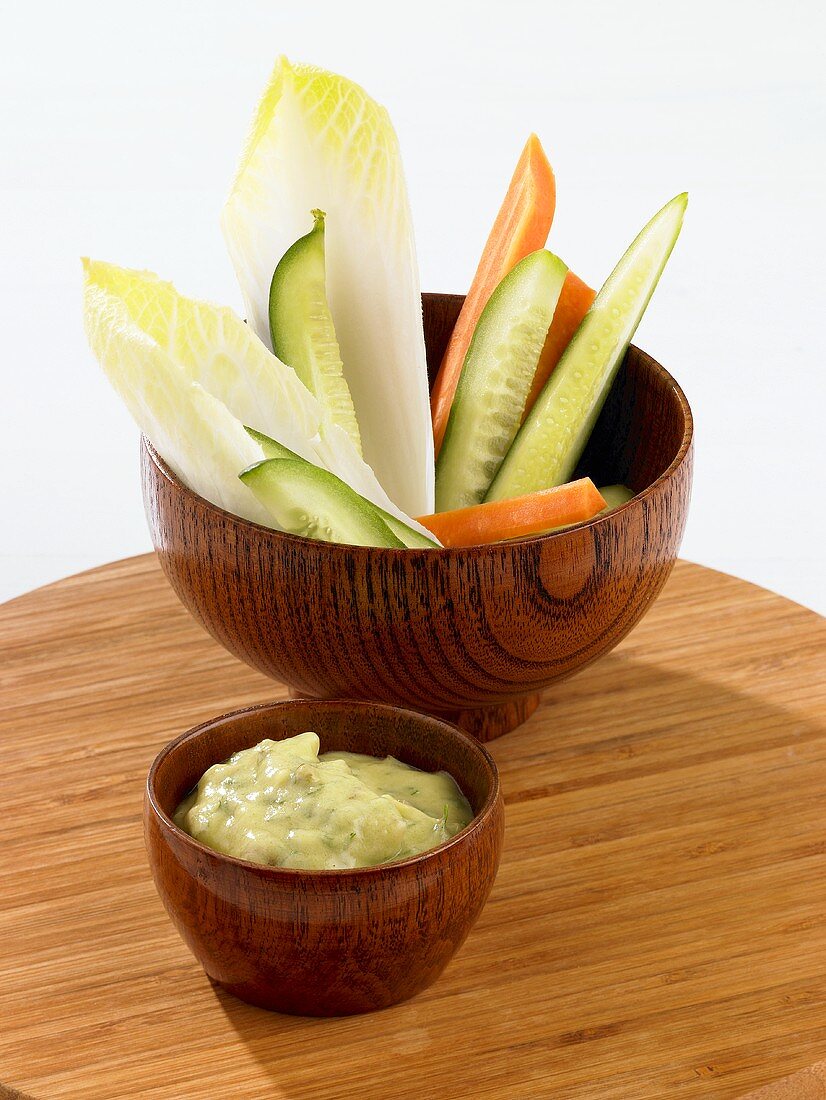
left=1, top=556, right=825, bottom=1099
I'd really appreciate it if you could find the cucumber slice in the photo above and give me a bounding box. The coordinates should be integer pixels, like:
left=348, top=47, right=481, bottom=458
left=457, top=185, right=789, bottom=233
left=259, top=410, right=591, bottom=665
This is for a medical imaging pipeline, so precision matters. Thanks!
left=599, top=484, right=634, bottom=511
left=239, top=458, right=405, bottom=548
left=378, top=512, right=439, bottom=549
left=244, top=425, right=298, bottom=462
left=244, top=426, right=438, bottom=548
left=486, top=193, right=687, bottom=502
left=269, top=210, right=363, bottom=455
left=435, top=250, right=568, bottom=512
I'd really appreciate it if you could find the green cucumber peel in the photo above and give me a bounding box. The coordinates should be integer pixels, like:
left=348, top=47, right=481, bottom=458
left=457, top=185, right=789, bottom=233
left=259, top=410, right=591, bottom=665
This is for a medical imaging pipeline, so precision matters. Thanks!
left=239, top=457, right=406, bottom=548
left=245, top=425, right=437, bottom=549
left=486, top=193, right=687, bottom=502
left=268, top=210, right=363, bottom=455
left=435, top=249, right=568, bottom=512
left=376, top=510, right=439, bottom=548
left=244, top=425, right=437, bottom=548
left=245, top=425, right=299, bottom=461
left=598, top=484, right=634, bottom=511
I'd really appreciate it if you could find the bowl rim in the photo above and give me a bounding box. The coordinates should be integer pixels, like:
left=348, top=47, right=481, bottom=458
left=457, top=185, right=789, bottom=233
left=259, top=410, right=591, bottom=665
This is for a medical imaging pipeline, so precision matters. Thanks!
left=145, top=698, right=502, bottom=879
left=141, top=344, right=693, bottom=555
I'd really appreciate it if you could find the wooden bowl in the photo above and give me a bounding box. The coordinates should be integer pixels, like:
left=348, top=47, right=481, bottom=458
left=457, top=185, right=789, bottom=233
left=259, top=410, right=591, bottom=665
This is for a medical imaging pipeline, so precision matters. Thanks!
left=144, top=699, right=503, bottom=1016
left=142, top=293, right=693, bottom=741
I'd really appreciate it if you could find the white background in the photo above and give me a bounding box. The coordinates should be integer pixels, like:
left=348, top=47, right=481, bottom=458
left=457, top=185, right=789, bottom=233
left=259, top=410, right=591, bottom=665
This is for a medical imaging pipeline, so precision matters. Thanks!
left=1, top=0, right=824, bottom=612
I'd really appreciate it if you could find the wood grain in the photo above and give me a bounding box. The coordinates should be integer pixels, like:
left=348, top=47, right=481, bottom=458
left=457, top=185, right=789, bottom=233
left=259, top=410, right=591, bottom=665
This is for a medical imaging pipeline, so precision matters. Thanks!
left=142, top=294, right=693, bottom=742
left=146, top=699, right=503, bottom=1015
left=741, top=1061, right=826, bottom=1099
left=1, top=556, right=824, bottom=1098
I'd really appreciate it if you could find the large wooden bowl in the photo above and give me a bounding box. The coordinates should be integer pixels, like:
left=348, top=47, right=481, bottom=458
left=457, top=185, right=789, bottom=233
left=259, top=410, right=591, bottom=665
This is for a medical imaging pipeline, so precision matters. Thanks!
left=145, top=699, right=503, bottom=1016
left=142, top=293, right=693, bottom=740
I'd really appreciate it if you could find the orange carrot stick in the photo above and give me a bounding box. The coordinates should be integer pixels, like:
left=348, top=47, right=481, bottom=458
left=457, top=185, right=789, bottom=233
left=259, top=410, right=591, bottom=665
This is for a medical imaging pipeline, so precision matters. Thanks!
left=523, top=271, right=596, bottom=420
left=417, top=479, right=606, bottom=547
left=430, top=134, right=556, bottom=455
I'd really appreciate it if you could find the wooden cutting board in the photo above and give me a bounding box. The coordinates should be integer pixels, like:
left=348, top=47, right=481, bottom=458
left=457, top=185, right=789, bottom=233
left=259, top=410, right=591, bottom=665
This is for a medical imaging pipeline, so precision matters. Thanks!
left=741, top=1060, right=826, bottom=1098
left=1, top=556, right=824, bottom=1099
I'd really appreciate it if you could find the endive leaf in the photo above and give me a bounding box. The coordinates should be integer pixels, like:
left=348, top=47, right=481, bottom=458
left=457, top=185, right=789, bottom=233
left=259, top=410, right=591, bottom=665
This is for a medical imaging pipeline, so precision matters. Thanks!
left=222, top=56, right=435, bottom=517
left=82, top=262, right=272, bottom=526
left=84, top=259, right=323, bottom=458
left=82, top=260, right=439, bottom=544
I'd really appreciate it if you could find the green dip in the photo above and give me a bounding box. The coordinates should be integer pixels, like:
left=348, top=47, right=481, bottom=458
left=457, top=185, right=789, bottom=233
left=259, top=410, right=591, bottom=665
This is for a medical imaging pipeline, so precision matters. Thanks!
left=173, top=732, right=473, bottom=870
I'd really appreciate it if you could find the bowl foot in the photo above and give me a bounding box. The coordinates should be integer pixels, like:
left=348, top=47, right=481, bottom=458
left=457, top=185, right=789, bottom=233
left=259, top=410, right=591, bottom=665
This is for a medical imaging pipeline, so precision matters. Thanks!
left=445, top=694, right=542, bottom=741
left=209, top=974, right=423, bottom=1016
left=286, top=688, right=542, bottom=742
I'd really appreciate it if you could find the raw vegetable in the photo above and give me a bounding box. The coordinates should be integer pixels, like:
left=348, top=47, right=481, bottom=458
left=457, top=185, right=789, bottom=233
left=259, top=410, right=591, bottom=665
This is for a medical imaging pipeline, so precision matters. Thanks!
left=486, top=193, right=688, bottom=502
left=83, top=260, right=436, bottom=543
left=222, top=56, right=434, bottom=517
left=239, top=459, right=405, bottom=548
left=418, top=479, right=606, bottom=547
left=378, top=514, right=440, bottom=549
left=435, top=249, right=568, bottom=512
left=246, top=427, right=439, bottom=548
left=82, top=263, right=272, bottom=526
left=83, top=259, right=323, bottom=456
left=599, top=484, right=634, bottom=511
left=430, top=134, right=556, bottom=455
left=82, top=53, right=687, bottom=554
left=244, top=425, right=296, bottom=461
left=545, top=483, right=636, bottom=532
left=269, top=209, right=362, bottom=454
left=524, top=272, right=596, bottom=419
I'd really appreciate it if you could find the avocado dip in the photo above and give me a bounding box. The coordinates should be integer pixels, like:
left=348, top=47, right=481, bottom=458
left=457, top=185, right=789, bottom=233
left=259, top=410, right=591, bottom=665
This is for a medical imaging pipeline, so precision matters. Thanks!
left=173, top=731, right=473, bottom=870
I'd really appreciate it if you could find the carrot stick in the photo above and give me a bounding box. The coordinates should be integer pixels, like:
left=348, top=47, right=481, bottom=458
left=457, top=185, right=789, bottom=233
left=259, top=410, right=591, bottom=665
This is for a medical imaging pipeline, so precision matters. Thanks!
left=417, top=479, right=606, bottom=547
left=522, top=271, right=595, bottom=420
left=430, top=134, right=556, bottom=455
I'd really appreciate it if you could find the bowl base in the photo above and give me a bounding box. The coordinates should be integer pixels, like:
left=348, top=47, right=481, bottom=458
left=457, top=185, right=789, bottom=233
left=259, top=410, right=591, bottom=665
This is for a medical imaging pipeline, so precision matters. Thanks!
left=286, top=688, right=542, bottom=741
left=209, top=974, right=422, bottom=1016
left=447, top=693, right=542, bottom=741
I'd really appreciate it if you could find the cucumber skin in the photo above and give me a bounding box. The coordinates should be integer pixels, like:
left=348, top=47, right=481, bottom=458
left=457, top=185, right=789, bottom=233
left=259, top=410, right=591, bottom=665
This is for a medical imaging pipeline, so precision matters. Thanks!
left=435, top=249, right=568, bottom=512
left=599, top=484, right=634, bottom=511
left=486, top=193, right=687, bottom=503
left=378, top=511, right=439, bottom=548
left=240, top=458, right=405, bottom=548
left=245, top=425, right=297, bottom=461
left=268, top=211, right=362, bottom=455
left=244, top=425, right=437, bottom=548
left=268, top=212, right=323, bottom=380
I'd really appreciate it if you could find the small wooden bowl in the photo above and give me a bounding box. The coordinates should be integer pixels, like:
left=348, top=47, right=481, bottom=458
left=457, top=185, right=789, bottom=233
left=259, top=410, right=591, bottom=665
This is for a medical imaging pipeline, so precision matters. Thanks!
left=142, top=293, right=693, bottom=740
left=144, top=699, right=503, bottom=1016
